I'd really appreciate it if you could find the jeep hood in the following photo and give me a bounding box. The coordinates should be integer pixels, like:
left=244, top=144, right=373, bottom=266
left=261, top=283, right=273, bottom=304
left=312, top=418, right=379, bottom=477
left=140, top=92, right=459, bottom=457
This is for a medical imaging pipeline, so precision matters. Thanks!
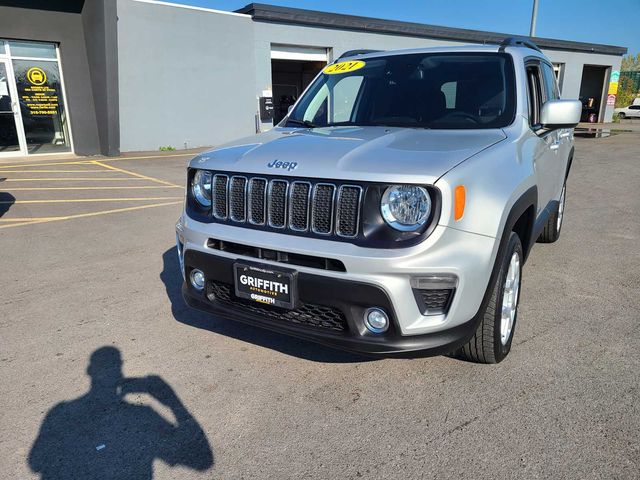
left=190, top=126, right=506, bottom=183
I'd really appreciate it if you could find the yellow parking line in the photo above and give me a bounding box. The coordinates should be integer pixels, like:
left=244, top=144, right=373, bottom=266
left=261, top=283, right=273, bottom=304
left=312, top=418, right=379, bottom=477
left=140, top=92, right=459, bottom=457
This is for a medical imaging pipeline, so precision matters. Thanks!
left=1, top=197, right=182, bottom=204
left=0, top=152, right=195, bottom=169
left=91, top=160, right=184, bottom=188
left=8, top=186, right=180, bottom=191
left=98, top=153, right=194, bottom=162
left=0, top=170, right=116, bottom=173
left=0, top=160, right=95, bottom=169
left=5, top=177, right=147, bottom=181
left=0, top=217, right=66, bottom=222
left=0, top=220, right=38, bottom=228
left=0, top=201, right=183, bottom=230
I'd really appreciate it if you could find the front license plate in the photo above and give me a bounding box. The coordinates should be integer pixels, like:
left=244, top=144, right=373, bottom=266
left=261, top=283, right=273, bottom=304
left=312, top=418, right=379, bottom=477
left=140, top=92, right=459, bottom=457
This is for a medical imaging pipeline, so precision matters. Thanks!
left=234, top=262, right=296, bottom=309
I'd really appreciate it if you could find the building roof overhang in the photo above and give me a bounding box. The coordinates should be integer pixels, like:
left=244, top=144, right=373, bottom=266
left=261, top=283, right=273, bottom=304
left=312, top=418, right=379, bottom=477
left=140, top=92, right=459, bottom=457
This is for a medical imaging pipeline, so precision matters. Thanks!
left=0, top=0, right=85, bottom=14
left=237, top=3, right=628, bottom=56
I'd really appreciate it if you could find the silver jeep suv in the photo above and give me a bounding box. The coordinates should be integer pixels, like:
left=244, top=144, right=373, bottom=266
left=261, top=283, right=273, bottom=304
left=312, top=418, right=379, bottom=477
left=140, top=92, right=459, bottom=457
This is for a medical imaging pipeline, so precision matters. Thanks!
left=176, top=38, right=581, bottom=363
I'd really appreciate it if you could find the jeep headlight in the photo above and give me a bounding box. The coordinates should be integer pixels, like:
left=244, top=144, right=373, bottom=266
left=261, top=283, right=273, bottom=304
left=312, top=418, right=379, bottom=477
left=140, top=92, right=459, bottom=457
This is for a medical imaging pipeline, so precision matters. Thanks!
left=380, top=185, right=431, bottom=231
left=191, top=170, right=212, bottom=207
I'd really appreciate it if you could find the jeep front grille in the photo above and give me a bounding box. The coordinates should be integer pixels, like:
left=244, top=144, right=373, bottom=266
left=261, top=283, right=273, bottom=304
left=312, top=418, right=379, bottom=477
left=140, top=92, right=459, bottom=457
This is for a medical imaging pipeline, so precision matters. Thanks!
left=248, top=178, right=267, bottom=225
left=311, top=184, right=335, bottom=234
left=268, top=179, right=288, bottom=228
left=213, top=174, right=229, bottom=219
left=229, top=176, right=247, bottom=222
left=336, top=186, right=362, bottom=237
left=211, top=174, right=363, bottom=238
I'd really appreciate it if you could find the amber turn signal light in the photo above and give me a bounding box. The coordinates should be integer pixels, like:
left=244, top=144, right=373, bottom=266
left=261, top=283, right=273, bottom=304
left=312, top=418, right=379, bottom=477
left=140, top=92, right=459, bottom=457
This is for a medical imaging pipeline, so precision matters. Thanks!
left=454, top=185, right=466, bottom=221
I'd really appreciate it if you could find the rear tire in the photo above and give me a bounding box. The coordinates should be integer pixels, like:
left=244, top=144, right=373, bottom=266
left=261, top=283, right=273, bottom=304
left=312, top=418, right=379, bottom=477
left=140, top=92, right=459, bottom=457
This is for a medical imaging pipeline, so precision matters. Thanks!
left=453, top=232, right=523, bottom=364
left=537, top=183, right=566, bottom=243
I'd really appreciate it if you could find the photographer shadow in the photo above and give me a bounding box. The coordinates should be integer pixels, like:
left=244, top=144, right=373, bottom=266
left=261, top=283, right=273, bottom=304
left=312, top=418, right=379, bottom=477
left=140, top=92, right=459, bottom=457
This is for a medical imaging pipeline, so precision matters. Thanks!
left=160, top=246, right=371, bottom=363
left=0, top=182, right=15, bottom=218
left=29, top=347, right=213, bottom=480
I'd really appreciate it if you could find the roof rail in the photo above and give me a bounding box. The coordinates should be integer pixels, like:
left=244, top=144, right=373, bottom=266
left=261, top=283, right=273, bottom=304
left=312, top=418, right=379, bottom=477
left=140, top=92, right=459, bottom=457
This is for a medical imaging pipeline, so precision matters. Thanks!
left=337, top=49, right=384, bottom=60
left=499, top=37, right=542, bottom=53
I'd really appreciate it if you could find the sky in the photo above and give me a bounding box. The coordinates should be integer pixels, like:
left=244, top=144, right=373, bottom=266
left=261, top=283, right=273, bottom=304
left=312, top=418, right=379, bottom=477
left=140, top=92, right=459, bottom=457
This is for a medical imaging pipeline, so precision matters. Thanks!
left=161, top=0, right=639, bottom=54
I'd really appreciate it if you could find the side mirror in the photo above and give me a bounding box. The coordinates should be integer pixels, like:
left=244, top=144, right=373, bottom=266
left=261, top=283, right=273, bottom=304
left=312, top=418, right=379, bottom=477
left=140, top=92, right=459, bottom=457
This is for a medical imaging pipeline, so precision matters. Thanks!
left=287, top=105, right=294, bottom=114
left=540, top=99, right=581, bottom=129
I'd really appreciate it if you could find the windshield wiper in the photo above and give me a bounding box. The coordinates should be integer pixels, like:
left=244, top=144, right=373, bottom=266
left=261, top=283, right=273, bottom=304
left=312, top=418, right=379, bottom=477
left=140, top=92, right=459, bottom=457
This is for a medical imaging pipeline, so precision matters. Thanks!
left=286, top=118, right=319, bottom=128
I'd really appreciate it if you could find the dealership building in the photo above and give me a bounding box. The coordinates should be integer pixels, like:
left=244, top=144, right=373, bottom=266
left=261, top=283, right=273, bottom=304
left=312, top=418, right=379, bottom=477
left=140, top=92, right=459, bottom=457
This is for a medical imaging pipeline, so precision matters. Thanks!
left=0, top=0, right=627, bottom=157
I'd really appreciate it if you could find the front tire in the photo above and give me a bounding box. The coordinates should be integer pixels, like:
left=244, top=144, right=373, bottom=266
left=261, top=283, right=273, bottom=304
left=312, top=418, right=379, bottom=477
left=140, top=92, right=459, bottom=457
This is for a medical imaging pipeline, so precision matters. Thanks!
left=454, top=232, right=523, bottom=364
left=618, top=112, right=626, bottom=119
left=537, top=183, right=566, bottom=243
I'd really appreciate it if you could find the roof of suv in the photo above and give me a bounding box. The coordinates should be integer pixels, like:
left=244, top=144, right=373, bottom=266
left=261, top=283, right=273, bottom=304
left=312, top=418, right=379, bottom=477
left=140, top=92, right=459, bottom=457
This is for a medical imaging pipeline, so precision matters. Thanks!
left=337, top=44, right=544, bottom=62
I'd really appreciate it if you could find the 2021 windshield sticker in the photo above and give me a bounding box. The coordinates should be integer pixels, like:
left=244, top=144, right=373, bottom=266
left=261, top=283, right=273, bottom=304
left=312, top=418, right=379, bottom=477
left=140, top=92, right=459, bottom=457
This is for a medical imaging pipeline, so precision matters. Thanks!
left=323, top=60, right=366, bottom=75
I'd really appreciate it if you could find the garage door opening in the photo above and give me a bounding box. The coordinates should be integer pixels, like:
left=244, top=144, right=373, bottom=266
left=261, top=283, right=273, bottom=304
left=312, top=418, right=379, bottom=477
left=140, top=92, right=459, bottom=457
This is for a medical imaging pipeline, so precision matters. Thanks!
left=578, top=65, right=608, bottom=122
left=270, top=45, right=328, bottom=125
left=271, top=60, right=326, bottom=125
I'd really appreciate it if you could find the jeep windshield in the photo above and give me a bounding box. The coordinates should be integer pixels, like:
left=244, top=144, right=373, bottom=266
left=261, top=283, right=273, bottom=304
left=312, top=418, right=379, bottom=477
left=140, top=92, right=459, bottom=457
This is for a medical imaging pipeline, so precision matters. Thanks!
left=285, top=52, right=516, bottom=130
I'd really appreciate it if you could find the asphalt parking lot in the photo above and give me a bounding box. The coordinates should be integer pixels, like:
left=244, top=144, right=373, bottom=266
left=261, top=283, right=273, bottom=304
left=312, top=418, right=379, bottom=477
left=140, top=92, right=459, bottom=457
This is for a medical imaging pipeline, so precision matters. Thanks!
left=1, top=132, right=639, bottom=479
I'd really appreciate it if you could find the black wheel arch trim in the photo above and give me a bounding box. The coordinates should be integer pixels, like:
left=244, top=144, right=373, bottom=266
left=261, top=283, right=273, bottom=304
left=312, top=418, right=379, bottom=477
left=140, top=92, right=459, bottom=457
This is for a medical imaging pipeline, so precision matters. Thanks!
left=482, top=185, right=536, bottom=295
left=566, top=146, right=575, bottom=178
left=505, top=186, right=538, bottom=261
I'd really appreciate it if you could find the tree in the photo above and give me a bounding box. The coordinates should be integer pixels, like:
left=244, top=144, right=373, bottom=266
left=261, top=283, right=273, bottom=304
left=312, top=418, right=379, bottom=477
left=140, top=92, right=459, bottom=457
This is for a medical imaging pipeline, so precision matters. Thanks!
left=616, top=53, right=640, bottom=107
left=621, top=53, right=640, bottom=72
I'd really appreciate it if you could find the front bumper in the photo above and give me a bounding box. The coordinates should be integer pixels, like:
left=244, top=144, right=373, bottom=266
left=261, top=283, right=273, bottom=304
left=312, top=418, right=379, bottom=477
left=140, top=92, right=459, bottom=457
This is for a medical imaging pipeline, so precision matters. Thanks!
left=182, top=250, right=480, bottom=355
left=178, top=215, right=498, bottom=331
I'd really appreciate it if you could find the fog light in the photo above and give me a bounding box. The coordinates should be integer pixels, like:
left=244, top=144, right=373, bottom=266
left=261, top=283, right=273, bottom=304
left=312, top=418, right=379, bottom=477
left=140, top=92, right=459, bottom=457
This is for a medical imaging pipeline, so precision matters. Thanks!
left=190, top=269, right=205, bottom=290
left=364, top=308, right=389, bottom=333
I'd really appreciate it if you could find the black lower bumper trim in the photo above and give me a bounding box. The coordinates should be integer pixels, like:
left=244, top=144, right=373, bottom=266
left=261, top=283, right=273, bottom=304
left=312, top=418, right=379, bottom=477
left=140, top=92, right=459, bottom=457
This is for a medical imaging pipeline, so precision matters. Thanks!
left=182, top=250, right=479, bottom=356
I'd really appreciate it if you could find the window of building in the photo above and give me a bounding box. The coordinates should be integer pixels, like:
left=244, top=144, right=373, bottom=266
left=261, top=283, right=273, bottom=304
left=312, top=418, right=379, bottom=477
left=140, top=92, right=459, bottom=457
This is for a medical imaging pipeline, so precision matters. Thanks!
left=8, top=41, right=57, bottom=59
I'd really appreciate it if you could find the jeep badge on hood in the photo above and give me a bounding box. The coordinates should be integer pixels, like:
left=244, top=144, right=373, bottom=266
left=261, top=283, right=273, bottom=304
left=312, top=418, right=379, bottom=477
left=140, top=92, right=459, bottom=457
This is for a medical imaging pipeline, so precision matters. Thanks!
left=267, top=159, right=298, bottom=171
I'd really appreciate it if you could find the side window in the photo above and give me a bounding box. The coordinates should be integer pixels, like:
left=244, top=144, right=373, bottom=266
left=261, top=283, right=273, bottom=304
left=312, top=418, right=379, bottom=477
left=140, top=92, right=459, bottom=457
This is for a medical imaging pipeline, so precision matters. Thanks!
left=302, top=76, right=364, bottom=125
left=629, top=105, right=640, bottom=110
left=525, top=64, right=544, bottom=127
left=331, top=76, right=364, bottom=123
left=440, top=81, right=457, bottom=109
left=303, top=84, right=329, bottom=125
left=541, top=63, right=560, bottom=100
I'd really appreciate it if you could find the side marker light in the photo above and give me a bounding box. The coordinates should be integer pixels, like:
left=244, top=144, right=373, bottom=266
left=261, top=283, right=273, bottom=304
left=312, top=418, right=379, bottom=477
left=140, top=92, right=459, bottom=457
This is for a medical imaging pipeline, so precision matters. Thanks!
left=454, top=185, right=466, bottom=221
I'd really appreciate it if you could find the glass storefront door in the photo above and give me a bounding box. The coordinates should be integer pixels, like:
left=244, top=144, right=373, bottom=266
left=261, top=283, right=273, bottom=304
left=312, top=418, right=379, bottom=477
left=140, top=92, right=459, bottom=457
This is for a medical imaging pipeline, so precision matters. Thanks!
left=0, top=39, right=72, bottom=156
left=0, top=60, right=22, bottom=156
